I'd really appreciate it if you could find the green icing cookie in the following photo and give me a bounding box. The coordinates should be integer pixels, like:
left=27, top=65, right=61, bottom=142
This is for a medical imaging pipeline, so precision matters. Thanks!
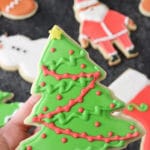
left=17, top=25, right=142, bottom=150
left=0, top=90, right=21, bottom=127
left=0, top=90, right=14, bottom=102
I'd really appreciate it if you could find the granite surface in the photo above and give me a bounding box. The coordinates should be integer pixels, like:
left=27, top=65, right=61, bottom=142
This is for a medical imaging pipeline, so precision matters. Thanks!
left=0, top=0, right=150, bottom=149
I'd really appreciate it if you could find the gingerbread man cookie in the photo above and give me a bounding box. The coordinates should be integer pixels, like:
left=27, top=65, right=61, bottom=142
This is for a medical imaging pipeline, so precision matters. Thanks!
left=73, top=0, right=138, bottom=66
left=0, top=0, right=38, bottom=20
left=0, top=90, right=21, bottom=127
left=139, top=0, right=150, bottom=17
left=109, top=69, right=150, bottom=150
left=0, top=34, right=47, bottom=82
left=17, top=25, right=142, bottom=150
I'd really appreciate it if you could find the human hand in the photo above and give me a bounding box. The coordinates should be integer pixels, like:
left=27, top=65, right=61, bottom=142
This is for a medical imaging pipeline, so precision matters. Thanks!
left=0, top=95, right=40, bottom=150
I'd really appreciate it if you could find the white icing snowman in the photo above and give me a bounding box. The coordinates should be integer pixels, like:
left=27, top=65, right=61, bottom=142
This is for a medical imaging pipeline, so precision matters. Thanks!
left=0, top=35, right=47, bottom=82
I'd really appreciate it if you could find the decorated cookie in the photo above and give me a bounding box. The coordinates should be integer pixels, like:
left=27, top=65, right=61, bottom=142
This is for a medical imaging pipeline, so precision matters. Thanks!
left=0, top=34, right=47, bottom=83
left=17, top=25, right=142, bottom=150
left=139, top=0, right=150, bottom=17
left=109, top=69, right=150, bottom=150
left=0, top=0, right=38, bottom=20
left=0, top=90, right=21, bottom=127
left=0, top=89, right=14, bottom=102
left=73, top=0, right=138, bottom=66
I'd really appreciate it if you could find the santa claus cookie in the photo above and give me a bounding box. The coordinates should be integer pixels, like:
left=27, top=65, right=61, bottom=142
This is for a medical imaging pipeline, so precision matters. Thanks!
left=0, top=90, right=21, bottom=127
left=139, top=0, right=150, bottom=17
left=0, top=34, right=47, bottom=83
left=73, top=0, right=138, bottom=66
left=0, top=0, right=38, bottom=20
left=109, top=69, right=150, bottom=150
left=17, top=25, right=142, bottom=150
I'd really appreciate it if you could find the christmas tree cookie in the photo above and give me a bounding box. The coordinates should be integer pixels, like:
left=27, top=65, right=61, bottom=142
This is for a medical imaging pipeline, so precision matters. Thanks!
left=17, top=25, right=142, bottom=150
left=0, top=90, right=21, bottom=127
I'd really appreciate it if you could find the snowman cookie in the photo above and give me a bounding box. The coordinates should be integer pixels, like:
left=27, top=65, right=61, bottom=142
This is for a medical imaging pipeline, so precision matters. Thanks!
left=0, top=0, right=38, bottom=20
left=73, top=0, right=138, bottom=66
left=0, top=34, right=47, bottom=82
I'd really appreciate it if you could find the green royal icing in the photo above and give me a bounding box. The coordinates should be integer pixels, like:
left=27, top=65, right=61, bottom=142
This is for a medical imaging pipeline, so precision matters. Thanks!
left=127, top=103, right=149, bottom=112
left=17, top=25, right=142, bottom=150
left=0, top=90, right=20, bottom=127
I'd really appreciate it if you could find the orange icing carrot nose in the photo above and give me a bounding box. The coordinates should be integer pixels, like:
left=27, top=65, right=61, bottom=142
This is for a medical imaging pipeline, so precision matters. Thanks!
left=139, top=0, right=150, bottom=17
left=0, top=0, right=38, bottom=20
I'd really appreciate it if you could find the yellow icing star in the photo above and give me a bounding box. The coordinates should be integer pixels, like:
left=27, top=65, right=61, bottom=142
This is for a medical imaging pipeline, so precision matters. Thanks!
left=49, top=25, right=63, bottom=40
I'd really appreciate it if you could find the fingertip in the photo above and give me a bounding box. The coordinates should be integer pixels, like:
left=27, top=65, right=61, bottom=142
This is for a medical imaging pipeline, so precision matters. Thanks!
left=26, top=94, right=41, bottom=105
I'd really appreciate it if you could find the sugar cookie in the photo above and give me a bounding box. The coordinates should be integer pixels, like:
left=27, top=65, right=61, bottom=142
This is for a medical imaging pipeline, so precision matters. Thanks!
left=139, top=0, right=150, bottom=17
left=0, top=90, right=21, bottom=127
left=73, top=0, right=138, bottom=66
left=0, top=34, right=47, bottom=82
left=17, top=26, right=142, bottom=150
left=0, top=0, right=38, bottom=20
left=109, top=69, right=150, bottom=150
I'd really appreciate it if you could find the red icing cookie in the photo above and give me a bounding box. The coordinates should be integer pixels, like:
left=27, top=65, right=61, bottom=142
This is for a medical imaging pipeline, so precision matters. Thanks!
left=73, top=0, right=138, bottom=66
left=124, top=86, right=150, bottom=150
left=17, top=26, right=142, bottom=150
left=109, top=69, right=150, bottom=150
left=0, top=0, right=38, bottom=20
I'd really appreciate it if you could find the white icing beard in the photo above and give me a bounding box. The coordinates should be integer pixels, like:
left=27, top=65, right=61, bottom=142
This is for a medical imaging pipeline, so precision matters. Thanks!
left=78, top=4, right=109, bottom=22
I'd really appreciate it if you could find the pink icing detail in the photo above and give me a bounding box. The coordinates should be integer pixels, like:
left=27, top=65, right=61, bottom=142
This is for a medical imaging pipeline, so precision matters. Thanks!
left=80, top=64, right=86, bottom=69
left=108, top=132, right=113, bottom=137
left=33, top=66, right=100, bottom=120
left=57, top=94, right=63, bottom=100
left=32, top=66, right=139, bottom=143
left=69, top=50, right=74, bottom=55
left=61, top=137, right=68, bottom=143
left=41, top=133, right=47, bottom=139
left=43, top=106, right=48, bottom=112
left=40, top=82, right=46, bottom=87
left=95, top=121, right=101, bottom=127
left=130, top=125, right=135, bottom=130
left=51, top=48, right=56, bottom=52
left=26, top=146, right=32, bottom=150
left=42, top=66, right=100, bottom=80
left=96, top=91, right=101, bottom=96
left=78, top=107, right=84, bottom=113
left=34, top=122, right=140, bottom=143
left=110, top=103, right=115, bottom=108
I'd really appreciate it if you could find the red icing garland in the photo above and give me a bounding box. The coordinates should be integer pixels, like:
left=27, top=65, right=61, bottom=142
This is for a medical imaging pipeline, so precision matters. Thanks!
left=32, top=66, right=139, bottom=143
left=42, top=65, right=100, bottom=80
left=33, top=65, right=100, bottom=120
left=37, top=122, right=139, bottom=143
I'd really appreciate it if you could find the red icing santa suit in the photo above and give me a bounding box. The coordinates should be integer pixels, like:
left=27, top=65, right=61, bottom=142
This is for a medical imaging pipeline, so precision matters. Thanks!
left=74, top=0, right=138, bottom=65
left=109, top=69, right=150, bottom=150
